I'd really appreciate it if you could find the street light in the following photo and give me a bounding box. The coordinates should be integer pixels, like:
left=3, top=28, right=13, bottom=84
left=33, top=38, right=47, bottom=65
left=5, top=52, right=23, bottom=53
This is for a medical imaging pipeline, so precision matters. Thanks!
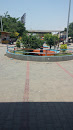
left=66, top=0, right=71, bottom=43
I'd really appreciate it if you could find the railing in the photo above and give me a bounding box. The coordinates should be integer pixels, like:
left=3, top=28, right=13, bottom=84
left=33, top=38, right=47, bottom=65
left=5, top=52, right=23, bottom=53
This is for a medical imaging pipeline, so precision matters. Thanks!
left=7, top=46, right=73, bottom=56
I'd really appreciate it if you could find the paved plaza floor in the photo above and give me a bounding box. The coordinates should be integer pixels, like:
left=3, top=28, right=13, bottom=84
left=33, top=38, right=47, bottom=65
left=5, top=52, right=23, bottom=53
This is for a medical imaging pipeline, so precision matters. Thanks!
left=0, top=45, right=73, bottom=129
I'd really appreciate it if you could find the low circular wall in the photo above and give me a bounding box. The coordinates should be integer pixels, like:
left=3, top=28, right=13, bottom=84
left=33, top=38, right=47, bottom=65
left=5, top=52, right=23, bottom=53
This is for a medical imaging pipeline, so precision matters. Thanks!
left=6, top=51, right=73, bottom=62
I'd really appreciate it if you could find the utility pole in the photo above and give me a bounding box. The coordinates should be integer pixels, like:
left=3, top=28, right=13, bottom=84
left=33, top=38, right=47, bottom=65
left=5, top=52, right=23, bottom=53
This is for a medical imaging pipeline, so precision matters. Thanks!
left=0, top=16, right=3, bottom=31
left=66, top=0, right=71, bottom=43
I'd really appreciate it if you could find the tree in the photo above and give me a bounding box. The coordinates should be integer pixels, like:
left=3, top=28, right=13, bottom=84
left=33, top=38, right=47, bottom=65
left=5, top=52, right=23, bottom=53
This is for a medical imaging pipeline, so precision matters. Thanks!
left=64, top=22, right=73, bottom=40
left=21, top=33, right=29, bottom=48
left=0, top=12, right=26, bottom=37
left=16, top=21, right=26, bottom=36
left=44, top=33, right=59, bottom=49
left=22, top=33, right=43, bottom=49
left=53, top=35, right=59, bottom=48
left=14, top=32, right=19, bottom=37
left=64, top=28, right=67, bottom=32
left=16, top=39, right=21, bottom=48
left=68, top=22, right=73, bottom=39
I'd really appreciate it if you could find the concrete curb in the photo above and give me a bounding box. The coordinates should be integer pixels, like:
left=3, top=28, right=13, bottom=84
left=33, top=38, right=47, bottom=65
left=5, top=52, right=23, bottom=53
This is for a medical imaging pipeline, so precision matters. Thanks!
left=6, top=51, right=73, bottom=62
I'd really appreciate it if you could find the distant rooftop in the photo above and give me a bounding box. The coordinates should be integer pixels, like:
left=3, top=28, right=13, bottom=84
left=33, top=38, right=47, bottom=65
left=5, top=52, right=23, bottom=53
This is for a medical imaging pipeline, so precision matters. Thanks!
left=28, top=30, right=63, bottom=33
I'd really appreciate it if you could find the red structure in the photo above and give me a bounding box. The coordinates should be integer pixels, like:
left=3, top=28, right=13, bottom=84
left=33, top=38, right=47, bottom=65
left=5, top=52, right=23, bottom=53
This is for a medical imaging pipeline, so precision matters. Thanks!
left=33, top=48, right=55, bottom=56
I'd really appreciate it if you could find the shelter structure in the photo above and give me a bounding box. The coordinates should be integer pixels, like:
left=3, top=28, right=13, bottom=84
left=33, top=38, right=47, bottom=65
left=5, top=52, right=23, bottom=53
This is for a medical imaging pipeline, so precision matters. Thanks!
left=28, top=30, right=62, bottom=38
left=0, top=31, right=11, bottom=44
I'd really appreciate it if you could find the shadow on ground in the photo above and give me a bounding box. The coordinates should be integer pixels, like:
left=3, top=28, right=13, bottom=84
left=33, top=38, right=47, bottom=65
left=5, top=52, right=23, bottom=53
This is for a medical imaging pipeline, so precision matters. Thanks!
left=0, top=102, right=73, bottom=130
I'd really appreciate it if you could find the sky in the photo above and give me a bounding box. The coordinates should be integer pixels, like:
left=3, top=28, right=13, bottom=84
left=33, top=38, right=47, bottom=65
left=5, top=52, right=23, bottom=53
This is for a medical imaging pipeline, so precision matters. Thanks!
left=0, top=0, right=73, bottom=31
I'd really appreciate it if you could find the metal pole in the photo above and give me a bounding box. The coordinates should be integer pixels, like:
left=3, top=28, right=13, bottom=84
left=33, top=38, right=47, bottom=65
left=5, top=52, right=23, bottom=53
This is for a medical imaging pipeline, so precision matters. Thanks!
left=66, top=0, right=71, bottom=43
left=0, top=16, right=3, bottom=31
left=2, top=17, right=3, bottom=31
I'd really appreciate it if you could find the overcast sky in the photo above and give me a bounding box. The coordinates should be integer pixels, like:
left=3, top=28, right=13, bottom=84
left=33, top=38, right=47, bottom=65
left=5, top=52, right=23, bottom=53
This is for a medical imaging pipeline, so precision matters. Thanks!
left=0, top=0, right=73, bottom=31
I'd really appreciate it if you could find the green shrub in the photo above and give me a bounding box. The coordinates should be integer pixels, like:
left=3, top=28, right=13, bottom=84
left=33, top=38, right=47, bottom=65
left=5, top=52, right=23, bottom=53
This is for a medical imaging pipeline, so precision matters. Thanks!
left=60, top=44, right=67, bottom=52
left=22, top=33, right=43, bottom=49
left=16, top=39, right=21, bottom=48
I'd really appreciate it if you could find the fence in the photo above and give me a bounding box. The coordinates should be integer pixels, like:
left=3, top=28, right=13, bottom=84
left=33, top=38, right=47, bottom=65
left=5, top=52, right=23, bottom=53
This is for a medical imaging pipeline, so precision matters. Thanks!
left=7, top=46, right=73, bottom=56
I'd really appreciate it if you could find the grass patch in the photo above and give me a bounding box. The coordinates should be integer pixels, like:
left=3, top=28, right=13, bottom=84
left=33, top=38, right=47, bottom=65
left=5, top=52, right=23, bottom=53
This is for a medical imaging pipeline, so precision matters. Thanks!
left=55, top=53, right=72, bottom=56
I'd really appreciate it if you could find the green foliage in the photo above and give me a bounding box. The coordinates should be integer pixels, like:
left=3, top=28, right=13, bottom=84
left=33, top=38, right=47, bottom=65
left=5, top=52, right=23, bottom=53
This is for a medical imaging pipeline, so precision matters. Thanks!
left=22, top=33, right=43, bottom=49
left=44, top=34, right=53, bottom=46
left=16, top=39, right=21, bottom=48
left=68, top=22, right=73, bottom=39
left=64, top=22, right=73, bottom=40
left=0, top=11, right=26, bottom=37
left=44, top=33, right=59, bottom=47
left=56, top=53, right=72, bottom=56
left=64, top=28, right=67, bottom=32
left=52, top=35, right=59, bottom=45
left=10, top=32, right=19, bottom=39
left=60, top=44, right=67, bottom=52
left=21, top=33, right=29, bottom=48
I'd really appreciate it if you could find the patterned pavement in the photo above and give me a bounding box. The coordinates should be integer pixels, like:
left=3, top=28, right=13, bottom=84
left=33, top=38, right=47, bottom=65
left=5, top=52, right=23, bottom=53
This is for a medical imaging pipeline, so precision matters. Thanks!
left=0, top=45, right=73, bottom=130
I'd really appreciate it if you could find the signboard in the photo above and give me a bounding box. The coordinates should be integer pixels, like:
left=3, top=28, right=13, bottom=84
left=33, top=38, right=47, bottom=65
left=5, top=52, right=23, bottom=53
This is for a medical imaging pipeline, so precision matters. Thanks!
left=21, top=13, right=26, bottom=26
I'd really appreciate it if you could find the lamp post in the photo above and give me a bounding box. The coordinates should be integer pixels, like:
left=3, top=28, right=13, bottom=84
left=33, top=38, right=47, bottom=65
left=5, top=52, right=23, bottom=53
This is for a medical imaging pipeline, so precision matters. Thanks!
left=66, top=0, right=71, bottom=43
